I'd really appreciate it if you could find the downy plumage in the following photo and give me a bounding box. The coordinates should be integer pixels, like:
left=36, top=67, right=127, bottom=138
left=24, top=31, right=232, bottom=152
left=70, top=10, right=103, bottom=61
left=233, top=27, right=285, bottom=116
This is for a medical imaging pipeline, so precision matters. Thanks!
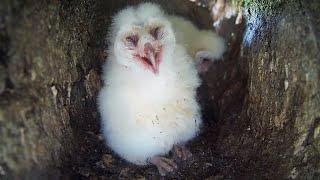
left=98, top=2, right=225, bottom=174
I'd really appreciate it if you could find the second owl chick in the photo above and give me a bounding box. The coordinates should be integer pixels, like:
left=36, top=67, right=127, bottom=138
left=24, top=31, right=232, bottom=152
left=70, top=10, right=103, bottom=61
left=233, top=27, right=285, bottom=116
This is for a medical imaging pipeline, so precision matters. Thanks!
left=168, top=16, right=226, bottom=73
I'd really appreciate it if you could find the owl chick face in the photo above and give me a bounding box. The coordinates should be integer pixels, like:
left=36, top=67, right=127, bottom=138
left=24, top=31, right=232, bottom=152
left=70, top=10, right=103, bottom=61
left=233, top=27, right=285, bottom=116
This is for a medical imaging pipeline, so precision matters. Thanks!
left=112, top=3, right=176, bottom=74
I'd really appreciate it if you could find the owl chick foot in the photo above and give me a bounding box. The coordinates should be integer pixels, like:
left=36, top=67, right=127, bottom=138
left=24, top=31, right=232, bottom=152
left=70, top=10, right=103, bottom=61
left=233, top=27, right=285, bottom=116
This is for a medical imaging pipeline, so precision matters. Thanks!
left=173, top=144, right=192, bottom=161
left=149, top=156, right=178, bottom=176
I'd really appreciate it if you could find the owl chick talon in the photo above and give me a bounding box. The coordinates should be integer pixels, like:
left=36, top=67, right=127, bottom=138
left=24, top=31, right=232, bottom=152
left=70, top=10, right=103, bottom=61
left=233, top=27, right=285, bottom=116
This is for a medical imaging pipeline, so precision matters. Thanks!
left=173, top=145, right=192, bottom=161
left=149, top=156, right=178, bottom=176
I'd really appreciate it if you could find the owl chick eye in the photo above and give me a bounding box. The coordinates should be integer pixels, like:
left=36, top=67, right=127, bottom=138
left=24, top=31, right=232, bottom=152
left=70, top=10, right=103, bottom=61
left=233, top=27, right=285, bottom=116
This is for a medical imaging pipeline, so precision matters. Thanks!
left=125, top=34, right=139, bottom=48
left=150, top=26, right=163, bottom=40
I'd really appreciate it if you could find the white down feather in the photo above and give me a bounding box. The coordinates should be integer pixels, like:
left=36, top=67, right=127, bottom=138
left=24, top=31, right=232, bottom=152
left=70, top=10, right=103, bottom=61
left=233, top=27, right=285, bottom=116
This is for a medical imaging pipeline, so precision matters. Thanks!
left=98, top=3, right=225, bottom=165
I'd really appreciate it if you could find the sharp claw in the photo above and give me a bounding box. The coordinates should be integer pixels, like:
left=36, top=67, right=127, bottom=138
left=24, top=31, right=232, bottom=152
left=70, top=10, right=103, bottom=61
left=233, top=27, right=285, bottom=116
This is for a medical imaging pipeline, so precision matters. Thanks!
left=149, top=156, right=178, bottom=176
left=165, top=158, right=178, bottom=169
left=158, top=168, right=167, bottom=176
left=173, top=145, right=192, bottom=161
left=173, top=146, right=182, bottom=159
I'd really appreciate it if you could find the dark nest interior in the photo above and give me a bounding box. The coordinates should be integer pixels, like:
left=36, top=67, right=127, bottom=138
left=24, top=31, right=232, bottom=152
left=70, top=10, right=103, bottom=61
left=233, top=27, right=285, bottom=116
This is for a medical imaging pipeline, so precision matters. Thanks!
left=0, top=0, right=319, bottom=179
left=66, top=2, right=246, bottom=179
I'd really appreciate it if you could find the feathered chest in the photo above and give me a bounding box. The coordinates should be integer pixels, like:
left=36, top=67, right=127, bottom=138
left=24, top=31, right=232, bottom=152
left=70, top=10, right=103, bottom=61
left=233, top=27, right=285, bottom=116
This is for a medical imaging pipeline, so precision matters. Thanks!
left=106, top=67, right=199, bottom=128
left=114, top=70, right=180, bottom=105
left=104, top=48, right=200, bottom=116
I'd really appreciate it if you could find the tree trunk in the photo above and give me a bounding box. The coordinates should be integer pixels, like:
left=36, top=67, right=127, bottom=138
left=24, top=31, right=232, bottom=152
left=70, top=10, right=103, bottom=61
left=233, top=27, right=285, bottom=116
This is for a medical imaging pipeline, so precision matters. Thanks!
left=215, top=0, right=320, bottom=178
left=0, top=0, right=319, bottom=179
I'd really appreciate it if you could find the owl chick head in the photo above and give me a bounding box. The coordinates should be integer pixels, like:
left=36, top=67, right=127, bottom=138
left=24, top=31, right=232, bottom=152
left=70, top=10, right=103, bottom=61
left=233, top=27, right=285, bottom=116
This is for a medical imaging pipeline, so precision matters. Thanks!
left=110, top=3, right=176, bottom=74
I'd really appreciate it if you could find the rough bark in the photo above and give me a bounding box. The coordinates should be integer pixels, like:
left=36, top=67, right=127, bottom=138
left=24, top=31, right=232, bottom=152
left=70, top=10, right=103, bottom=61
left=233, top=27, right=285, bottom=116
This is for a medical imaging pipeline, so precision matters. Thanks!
left=0, top=0, right=110, bottom=177
left=0, top=0, right=215, bottom=178
left=215, top=0, right=320, bottom=178
left=0, top=0, right=319, bottom=179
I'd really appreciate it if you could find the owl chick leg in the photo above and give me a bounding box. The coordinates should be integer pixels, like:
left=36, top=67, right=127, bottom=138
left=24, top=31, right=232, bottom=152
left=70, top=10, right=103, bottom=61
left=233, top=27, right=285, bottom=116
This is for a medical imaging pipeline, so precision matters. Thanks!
left=149, top=156, right=178, bottom=176
left=172, top=144, right=192, bottom=161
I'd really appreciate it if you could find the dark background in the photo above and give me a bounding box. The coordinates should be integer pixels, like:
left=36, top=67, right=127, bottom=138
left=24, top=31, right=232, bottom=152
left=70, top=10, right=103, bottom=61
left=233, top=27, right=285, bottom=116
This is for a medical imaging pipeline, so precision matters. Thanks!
left=0, top=0, right=319, bottom=179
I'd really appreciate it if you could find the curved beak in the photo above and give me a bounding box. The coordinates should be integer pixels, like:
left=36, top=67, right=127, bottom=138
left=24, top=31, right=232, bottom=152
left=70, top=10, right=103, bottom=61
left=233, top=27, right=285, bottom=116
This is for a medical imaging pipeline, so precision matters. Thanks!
left=144, top=43, right=159, bottom=74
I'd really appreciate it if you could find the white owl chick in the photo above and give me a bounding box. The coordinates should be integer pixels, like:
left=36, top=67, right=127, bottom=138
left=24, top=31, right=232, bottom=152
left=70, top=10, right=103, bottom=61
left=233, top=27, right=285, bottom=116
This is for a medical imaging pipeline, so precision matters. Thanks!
left=98, top=3, right=225, bottom=176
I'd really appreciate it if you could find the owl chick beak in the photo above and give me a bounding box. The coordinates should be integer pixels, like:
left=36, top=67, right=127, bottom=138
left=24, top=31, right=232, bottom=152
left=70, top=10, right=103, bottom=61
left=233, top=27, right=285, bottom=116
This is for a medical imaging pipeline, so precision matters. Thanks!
left=134, top=42, right=161, bottom=74
left=143, top=42, right=160, bottom=74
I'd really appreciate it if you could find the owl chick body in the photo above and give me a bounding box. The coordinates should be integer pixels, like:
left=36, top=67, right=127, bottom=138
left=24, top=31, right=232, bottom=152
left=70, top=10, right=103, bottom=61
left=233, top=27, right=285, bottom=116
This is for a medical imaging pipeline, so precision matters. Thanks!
left=99, top=44, right=200, bottom=165
left=98, top=3, right=225, bottom=173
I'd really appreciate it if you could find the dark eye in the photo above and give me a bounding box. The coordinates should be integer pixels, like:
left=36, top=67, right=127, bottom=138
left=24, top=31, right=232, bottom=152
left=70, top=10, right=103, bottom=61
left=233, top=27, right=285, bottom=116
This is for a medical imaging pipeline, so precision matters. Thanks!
left=150, top=26, right=163, bottom=39
left=125, top=34, right=139, bottom=47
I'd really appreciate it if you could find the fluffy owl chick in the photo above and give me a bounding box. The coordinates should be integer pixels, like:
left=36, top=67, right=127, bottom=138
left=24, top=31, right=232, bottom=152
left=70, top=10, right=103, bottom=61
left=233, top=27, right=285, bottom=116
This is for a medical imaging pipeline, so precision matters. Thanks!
left=98, top=3, right=223, bottom=176
left=168, top=15, right=226, bottom=64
